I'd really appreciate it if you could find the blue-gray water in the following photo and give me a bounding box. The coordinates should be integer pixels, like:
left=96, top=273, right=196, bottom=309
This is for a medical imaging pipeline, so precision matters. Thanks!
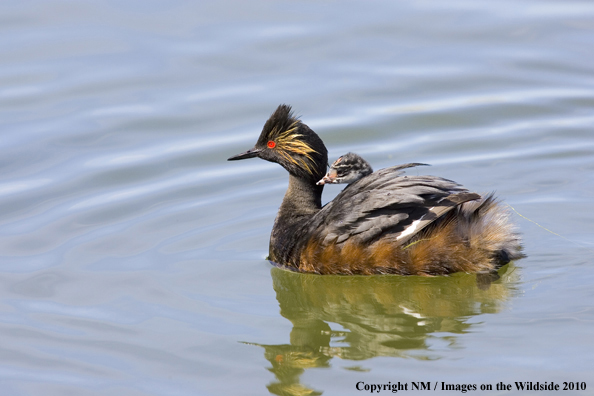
left=1, top=1, right=593, bottom=395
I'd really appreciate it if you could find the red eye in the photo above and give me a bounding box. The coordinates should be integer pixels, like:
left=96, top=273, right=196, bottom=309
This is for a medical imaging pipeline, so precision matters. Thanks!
left=267, top=141, right=276, bottom=148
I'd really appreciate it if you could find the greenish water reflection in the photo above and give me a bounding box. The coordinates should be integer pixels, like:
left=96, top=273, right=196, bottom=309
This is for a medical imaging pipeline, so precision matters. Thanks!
left=250, top=265, right=520, bottom=396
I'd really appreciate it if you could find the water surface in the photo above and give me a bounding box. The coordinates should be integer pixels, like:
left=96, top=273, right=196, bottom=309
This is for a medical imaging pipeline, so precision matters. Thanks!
left=1, top=1, right=593, bottom=395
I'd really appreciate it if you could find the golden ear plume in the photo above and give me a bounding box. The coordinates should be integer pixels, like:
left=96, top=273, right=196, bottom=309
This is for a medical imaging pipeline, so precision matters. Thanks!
left=271, top=120, right=319, bottom=176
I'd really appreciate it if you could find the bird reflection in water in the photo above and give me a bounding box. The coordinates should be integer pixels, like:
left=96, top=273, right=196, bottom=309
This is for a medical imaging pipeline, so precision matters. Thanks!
left=243, top=264, right=520, bottom=396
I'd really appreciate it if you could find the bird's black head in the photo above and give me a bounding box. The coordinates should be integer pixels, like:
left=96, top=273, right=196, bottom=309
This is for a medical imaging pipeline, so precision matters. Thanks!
left=228, top=104, right=328, bottom=182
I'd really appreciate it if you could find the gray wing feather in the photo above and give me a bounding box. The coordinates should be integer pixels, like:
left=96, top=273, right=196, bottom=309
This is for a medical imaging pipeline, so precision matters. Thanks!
left=307, top=166, right=479, bottom=247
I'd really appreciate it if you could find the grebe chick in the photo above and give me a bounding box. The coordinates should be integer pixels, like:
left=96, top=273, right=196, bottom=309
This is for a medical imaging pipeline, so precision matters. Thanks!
left=317, top=152, right=373, bottom=185
left=317, top=152, right=428, bottom=185
left=228, top=104, right=524, bottom=275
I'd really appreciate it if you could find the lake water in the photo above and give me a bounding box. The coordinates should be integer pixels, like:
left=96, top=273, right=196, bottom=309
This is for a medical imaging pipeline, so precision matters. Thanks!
left=1, top=1, right=593, bottom=395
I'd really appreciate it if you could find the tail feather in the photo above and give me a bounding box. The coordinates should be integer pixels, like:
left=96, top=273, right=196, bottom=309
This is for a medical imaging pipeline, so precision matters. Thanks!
left=458, top=193, right=525, bottom=265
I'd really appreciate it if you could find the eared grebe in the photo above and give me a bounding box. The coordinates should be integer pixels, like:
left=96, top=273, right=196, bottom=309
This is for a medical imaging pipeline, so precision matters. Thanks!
left=228, top=105, right=523, bottom=275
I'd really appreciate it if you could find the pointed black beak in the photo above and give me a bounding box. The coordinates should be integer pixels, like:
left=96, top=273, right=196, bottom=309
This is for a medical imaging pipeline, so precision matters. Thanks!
left=227, top=148, right=261, bottom=161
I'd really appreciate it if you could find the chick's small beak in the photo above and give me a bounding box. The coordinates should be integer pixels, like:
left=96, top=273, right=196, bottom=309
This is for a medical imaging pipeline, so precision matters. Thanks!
left=316, top=169, right=337, bottom=185
left=316, top=176, right=331, bottom=185
left=228, top=147, right=261, bottom=161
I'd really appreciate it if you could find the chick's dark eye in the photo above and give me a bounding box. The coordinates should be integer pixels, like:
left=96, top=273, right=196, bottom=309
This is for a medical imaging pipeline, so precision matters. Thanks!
left=267, top=141, right=276, bottom=148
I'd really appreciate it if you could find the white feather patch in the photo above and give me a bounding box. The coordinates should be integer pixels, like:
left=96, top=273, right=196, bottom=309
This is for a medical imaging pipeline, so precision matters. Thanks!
left=396, top=206, right=435, bottom=241
left=397, top=219, right=422, bottom=240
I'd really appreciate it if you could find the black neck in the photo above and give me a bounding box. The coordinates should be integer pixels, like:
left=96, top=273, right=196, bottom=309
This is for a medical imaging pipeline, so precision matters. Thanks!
left=276, top=174, right=323, bottom=228
left=269, top=174, right=323, bottom=264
